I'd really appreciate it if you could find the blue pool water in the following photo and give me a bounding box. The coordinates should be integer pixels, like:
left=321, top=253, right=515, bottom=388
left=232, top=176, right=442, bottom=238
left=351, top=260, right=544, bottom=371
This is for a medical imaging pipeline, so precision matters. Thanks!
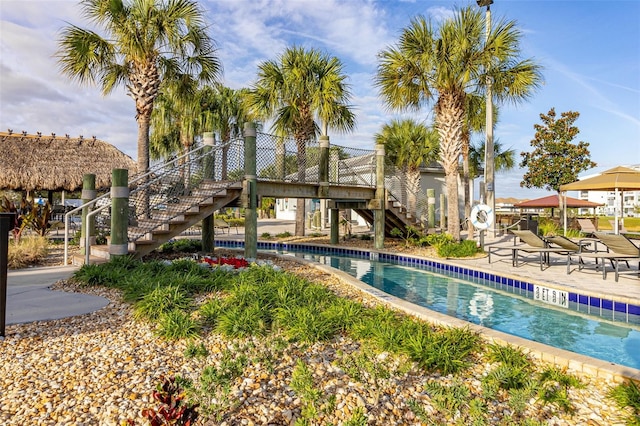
left=280, top=250, right=640, bottom=370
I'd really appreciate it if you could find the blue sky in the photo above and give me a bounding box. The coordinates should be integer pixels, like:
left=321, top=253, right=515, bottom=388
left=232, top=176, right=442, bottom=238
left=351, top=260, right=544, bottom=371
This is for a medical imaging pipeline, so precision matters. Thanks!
left=1, top=0, right=638, bottom=199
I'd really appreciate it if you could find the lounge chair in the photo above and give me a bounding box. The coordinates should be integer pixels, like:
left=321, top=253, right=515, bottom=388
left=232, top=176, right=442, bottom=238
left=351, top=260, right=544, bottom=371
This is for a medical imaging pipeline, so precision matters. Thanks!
left=577, top=218, right=597, bottom=236
left=568, top=232, right=640, bottom=281
left=487, top=229, right=574, bottom=270
left=608, top=219, right=628, bottom=234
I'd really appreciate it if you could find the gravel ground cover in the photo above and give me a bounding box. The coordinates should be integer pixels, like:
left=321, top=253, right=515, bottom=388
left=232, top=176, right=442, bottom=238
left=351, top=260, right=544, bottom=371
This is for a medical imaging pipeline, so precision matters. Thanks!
left=0, top=243, right=630, bottom=425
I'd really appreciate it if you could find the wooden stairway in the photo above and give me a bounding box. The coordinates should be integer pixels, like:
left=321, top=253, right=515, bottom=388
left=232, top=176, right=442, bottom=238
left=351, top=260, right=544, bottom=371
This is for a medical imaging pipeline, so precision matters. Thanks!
left=354, top=197, right=420, bottom=236
left=73, top=180, right=242, bottom=265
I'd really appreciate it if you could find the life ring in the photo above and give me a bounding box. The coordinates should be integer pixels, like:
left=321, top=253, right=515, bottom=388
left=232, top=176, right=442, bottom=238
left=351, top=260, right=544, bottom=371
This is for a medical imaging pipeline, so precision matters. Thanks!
left=470, top=204, right=494, bottom=230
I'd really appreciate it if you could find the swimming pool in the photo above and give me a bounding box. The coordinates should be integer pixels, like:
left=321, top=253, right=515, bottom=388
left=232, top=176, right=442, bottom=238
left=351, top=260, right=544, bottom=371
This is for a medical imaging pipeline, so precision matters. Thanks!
left=216, top=240, right=640, bottom=370
left=295, top=251, right=640, bottom=370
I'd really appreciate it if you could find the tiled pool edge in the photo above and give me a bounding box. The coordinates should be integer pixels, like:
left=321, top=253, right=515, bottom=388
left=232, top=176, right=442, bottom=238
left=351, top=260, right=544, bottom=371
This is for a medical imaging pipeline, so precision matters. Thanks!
left=217, top=240, right=640, bottom=325
left=216, top=240, right=640, bottom=382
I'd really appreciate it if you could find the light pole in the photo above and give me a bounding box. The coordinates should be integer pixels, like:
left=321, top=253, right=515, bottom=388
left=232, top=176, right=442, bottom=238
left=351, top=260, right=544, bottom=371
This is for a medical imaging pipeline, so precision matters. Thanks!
left=477, top=0, right=495, bottom=237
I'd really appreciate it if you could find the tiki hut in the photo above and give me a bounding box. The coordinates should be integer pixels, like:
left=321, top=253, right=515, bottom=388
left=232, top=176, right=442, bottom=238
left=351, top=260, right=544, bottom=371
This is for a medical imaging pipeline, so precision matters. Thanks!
left=0, top=131, right=137, bottom=192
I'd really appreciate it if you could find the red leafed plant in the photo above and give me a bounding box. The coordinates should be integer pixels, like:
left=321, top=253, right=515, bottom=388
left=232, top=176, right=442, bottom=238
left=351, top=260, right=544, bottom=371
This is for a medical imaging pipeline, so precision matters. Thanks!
left=140, top=376, right=198, bottom=426
left=202, top=256, right=249, bottom=269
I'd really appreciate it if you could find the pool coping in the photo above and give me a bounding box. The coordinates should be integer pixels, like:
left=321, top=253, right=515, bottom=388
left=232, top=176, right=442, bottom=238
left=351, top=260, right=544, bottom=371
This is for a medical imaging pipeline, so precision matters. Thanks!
left=217, top=239, right=640, bottom=382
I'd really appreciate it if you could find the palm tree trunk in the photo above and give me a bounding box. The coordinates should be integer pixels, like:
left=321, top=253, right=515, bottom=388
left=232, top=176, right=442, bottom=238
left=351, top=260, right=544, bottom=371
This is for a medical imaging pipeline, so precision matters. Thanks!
left=406, top=168, right=420, bottom=221
left=435, top=91, right=465, bottom=241
left=462, top=132, right=473, bottom=236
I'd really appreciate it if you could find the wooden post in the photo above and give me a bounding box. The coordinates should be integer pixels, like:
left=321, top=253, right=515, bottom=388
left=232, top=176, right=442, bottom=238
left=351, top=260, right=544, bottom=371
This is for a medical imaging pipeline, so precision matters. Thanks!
left=0, top=212, right=13, bottom=337
left=110, top=169, right=129, bottom=259
left=427, top=188, right=436, bottom=229
left=374, top=143, right=385, bottom=250
left=202, top=132, right=215, bottom=253
left=330, top=208, right=339, bottom=244
left=81, top=174, right=96, bottom=253
left=244, top=123, right=258, bottom=259
left=318, top=135, right=329, bottom=198
left=440, top=193, right=446, bottom=231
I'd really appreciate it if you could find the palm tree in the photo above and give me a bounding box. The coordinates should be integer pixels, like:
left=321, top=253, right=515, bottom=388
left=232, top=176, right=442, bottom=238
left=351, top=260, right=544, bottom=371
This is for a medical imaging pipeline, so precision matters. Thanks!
left=246, top=46, right=356, bottom=236
left=57, top=0, right=221, bottom=175
left=374, top=119, right=439, bottom=221
left=469, top=139, right=516, bottom=179
left=150, top=80, right=201, bottom=162
left=375, top=7, right=542, bottom=240
left=200, top=84, right=250, bottom=179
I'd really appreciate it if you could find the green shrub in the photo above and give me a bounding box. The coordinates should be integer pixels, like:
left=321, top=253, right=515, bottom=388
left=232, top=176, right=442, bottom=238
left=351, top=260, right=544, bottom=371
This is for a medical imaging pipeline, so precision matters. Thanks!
left=215, top=303, right=268, bottom=338
left=155, top=310, right=200, bottom=339
left=184, top=341, right=209, bottom=359
left=158, top=238, right=202, bottom=253
left=437, top=239, right=480, bottom=258
left=609, top=380, right=640, bottom=425
left=134, top=285, right=192, bottom=321
left=425, top=233, right=455, bottom=247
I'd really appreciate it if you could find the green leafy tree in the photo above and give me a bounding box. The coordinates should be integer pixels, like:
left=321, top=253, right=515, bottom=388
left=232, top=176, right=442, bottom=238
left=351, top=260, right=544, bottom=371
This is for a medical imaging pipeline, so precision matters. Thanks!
left=374, top=119, right=439, bottom=220
left=375, top=7, right=542, bottom=240
left=246, top=46, right=356, bottom=236
left=520, top=108, right=597, bottom=192
left=57, top=0, right=221, bottom=174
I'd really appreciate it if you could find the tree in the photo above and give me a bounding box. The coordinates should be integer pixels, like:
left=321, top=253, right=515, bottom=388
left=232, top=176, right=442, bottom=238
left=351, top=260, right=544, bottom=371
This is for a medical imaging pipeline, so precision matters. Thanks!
left=246, top=46, right=356, bottom=236
left=200, top=84, right=251, bottom=179
left=374, top=119, right=439, bottom=220
left=57, top=0, right=221, bottom=175
left=375, top=7, right=542, bottom=240
left=520, top=108, right=596, bottom=192
left=469, top=139, right=516, bottom=180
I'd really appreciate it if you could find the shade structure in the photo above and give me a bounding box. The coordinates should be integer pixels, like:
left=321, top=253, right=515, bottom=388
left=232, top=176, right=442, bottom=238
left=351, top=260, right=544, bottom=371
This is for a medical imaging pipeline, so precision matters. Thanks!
left=0, top=132, right=137, bottom=192
left=559, top=166, right=640, bottom=234
left=559, top=166, right=640, bottom=191
left=514, top=194, right=602, bottom=209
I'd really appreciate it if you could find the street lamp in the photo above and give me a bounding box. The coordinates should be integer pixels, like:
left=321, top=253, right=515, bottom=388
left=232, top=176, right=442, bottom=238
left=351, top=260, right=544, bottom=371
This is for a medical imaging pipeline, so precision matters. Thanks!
left=477, top=0, right=495, bottom=237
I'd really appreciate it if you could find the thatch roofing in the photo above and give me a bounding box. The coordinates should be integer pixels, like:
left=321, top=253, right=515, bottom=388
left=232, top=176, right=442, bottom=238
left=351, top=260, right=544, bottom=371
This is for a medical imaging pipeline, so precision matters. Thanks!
left=0, top=132, right=137, bottom=192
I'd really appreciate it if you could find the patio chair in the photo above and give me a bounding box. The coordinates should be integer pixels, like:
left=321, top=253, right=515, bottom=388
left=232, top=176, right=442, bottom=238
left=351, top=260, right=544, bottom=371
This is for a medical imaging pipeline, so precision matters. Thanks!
left=577, top=218, right=597, bottom=236
left=569, top=232, right=640, bottom=281
left=487, top=229, right=574, bottom=270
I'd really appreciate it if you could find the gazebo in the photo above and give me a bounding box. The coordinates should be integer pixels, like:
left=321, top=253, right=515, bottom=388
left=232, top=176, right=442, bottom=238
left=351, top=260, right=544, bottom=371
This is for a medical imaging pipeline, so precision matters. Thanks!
left=0, top=132, right=137, bottom=197
left=513, top=194, right=603, bottom=217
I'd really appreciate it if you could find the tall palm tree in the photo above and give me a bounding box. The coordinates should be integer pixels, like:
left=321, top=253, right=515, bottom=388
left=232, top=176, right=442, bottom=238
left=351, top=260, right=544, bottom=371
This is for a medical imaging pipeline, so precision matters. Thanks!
left=375, top=7, right=542, bottom=240
left=374, top=119, right=439, bottom=221
left=246, top=46, right=356, bottom=236
left=57, top=0, right=221, bottom=175
left=200, top=84, right=250, bottom=179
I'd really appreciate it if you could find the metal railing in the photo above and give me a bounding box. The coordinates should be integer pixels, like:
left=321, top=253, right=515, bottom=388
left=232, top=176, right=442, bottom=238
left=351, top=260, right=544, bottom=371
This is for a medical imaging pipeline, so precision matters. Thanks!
left=63, top=138, right=244, bottom=264
left=63, top=131, right=412, bottom=264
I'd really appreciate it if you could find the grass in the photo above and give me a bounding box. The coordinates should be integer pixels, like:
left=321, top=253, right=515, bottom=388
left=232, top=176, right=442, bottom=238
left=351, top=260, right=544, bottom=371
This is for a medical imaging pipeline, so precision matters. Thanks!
left=71, top=251, right=619, bottom=424
left=7, top=235, right=49, bottom=268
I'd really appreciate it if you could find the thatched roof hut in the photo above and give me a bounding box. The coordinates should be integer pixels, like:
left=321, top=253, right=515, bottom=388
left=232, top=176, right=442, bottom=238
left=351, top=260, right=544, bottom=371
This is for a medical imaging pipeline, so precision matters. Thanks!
left=0, top=131, right=137, bottom=192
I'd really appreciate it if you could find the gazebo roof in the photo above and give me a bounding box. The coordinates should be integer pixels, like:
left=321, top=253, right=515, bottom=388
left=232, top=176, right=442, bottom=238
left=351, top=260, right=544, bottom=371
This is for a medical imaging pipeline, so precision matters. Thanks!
left=0, top=132, right=137, bottom=192
left=513, top=194, right=603, bottom=209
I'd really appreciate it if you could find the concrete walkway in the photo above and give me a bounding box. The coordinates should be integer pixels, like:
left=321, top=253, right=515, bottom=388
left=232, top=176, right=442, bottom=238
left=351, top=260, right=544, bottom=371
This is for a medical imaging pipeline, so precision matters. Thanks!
left=4, top=265, right=109, bottom=326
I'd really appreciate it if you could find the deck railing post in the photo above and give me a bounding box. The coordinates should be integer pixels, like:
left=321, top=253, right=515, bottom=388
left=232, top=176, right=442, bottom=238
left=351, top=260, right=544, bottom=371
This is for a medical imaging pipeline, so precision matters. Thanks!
left=374, top=143, right=385, bottom=250
left=81, top=174, right=96, bottom=253
left=202, top=132, right=215, bottom=253
left=318, top=135, right=329, bottom=198
left=110, top=169, right=129, bottom=260
left=244, top=123, right=258, bottom=259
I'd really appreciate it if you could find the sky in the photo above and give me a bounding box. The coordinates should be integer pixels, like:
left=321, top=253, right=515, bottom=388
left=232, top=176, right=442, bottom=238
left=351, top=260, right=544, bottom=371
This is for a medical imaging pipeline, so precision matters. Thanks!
left=1, top=0, right=639, bottom=200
